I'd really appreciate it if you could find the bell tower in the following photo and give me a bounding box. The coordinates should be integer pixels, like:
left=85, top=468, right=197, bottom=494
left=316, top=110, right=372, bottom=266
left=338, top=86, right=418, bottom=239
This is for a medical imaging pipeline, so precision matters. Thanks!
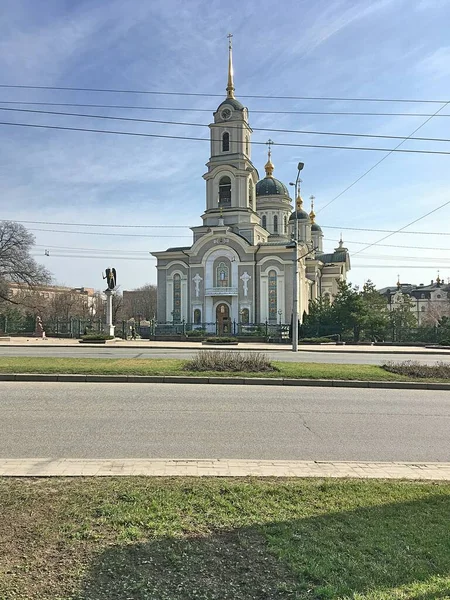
left=200, top=35, right=261, bottom=241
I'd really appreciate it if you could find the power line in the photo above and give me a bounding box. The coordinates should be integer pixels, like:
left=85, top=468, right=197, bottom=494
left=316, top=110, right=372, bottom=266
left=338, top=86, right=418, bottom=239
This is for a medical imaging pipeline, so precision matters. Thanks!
left=0, top=83, right=447, bottom=104
left=352, top=254, right=450, bottom=262
left=1, top=101, right=450, bottom=119
left=325, top=238, right=450, bottom=251
left=352, top=196, right=450, bottom=256
left=2, top=105, right=450, bottom=144
left=32, top=253, right=155, bottom=261
left=3, top=120, right=450, bottom=155
left=4, top=219, right=450, bottom=237
left=28, top=227, right=191, bottom=238
left=323, top=225, right=450, bottom=236
left=350, top=265, right=450, bottom=269
left=317, top=100, right=450, bottom=214
left=6, top=219, right=189, bottom=229
left=35, top=244, right=151, bottom=253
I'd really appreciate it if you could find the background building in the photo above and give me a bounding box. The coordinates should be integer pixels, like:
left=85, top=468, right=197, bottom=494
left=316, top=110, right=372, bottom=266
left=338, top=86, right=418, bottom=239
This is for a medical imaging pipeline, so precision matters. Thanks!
left=379, top=277, right=450, bottom=325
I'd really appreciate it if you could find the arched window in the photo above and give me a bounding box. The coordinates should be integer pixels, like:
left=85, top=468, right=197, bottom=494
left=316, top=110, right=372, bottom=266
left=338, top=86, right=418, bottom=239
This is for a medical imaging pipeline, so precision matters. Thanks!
left=284, top=216, right=287, bottom=233
left=241, top=308, right=249, bottom=324
left=222, top=132, right=230, bottom=152
left=248, top=180, right=253, bottom=208
left=245, top=136, right=249, bottom=155
left=268, top=270, right=277, bottom=322
left=262, top=215, right=267, bottom=229
left=273, top=215, right=278, bottom=233
left=193, top=308, right=201, bottom=324
left=218, top=176, right=231, bottom=207
left=216, top=261, right=229, bottom=287
left=173, top=274, right=181, bottom=323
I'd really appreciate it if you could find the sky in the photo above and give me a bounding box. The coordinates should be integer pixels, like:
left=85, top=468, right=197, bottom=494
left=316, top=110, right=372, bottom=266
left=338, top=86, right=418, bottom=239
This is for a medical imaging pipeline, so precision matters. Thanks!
left=1, top=0, right=450, bottom=293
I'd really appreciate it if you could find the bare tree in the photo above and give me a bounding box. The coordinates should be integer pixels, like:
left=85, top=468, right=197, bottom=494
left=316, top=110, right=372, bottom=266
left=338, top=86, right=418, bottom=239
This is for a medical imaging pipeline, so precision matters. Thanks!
left=0, top=221, right=51, bottom=305
left=123, top=284, right=157, bottom=320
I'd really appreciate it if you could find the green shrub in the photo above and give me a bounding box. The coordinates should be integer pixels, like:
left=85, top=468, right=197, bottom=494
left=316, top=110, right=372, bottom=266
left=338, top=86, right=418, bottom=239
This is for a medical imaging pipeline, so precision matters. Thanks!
left=185, top=329, right=206, bottom=337
left=383, top=360, right=450, bottom=379
left=204, top=336, right=236, bottom=343
left=300, top=337, right=333, bottom=343
left=184, top=351, right=277, bottom=372
left=81, top=333, right=114, bottom=341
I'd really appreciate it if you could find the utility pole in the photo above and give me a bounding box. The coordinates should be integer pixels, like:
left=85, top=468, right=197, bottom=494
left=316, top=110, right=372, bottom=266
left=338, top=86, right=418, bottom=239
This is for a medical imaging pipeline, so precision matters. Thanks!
left=289, top=162, right=304, bottom=352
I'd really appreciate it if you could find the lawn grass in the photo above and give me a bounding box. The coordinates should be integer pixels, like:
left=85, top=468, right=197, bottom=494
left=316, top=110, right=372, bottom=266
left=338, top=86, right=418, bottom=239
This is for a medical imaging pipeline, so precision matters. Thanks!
left=0, top=478, right=449, bottom=599
left=0, top=356, right=431, bottom=381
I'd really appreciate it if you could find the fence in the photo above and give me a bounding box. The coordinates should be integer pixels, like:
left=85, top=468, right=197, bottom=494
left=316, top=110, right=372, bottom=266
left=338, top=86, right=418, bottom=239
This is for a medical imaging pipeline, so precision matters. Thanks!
left=0, top=315, right=291, bottom=341
left=154, top=322, right=291, bottom=341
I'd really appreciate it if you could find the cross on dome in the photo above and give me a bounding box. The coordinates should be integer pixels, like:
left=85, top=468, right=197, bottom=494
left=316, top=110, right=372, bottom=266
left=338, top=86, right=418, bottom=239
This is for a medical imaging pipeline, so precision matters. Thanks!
left=264, top=139, right=275, bottom=177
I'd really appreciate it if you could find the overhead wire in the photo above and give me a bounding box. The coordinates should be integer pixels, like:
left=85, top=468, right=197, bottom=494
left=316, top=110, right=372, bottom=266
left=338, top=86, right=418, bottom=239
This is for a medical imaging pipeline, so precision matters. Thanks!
left=0, top=83, right=447, bottom=103
left=28, top=227, right=191, bottom=238
left=2, top=105, right=450, bottom=143
left=4, top=219, right=450, bottom=237
left=2, top=120, right=450, bottom=154
left=352, top=196, right=450, bottom=256
left=1, top=100, right=450, bottom=118
left=317, top=100, right=450, bottom=214
left=324, top=238, right=450, bottom=251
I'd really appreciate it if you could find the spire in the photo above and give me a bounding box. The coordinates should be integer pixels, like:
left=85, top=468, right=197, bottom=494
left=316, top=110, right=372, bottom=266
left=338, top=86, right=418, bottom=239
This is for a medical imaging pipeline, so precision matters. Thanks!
left=309, top=195, right=316, bottom=223
left=436, top=270, right=441, bottom=286
left=397, top=274, right=401, bottom=289
left=264, top=139, right=274, bottom=177
left=226, top=33, right=235, bottom=99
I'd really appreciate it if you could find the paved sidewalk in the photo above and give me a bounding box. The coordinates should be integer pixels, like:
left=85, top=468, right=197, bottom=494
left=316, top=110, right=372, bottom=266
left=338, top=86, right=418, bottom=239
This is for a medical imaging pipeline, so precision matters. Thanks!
left=1, top=337, right=450, bottom=354
left=1, top=459, right=449, bottom=479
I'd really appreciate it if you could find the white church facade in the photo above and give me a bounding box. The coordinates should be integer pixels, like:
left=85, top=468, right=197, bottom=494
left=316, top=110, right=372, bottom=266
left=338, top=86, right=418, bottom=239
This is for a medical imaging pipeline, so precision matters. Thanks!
left=152, top=40, right=350, bottom=332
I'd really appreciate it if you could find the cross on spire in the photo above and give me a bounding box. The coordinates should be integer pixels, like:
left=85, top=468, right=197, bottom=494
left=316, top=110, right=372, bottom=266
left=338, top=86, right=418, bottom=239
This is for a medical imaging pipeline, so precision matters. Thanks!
left=266, top=138, right=274, bottom=159
left=226, top=33, right=235, bottom=99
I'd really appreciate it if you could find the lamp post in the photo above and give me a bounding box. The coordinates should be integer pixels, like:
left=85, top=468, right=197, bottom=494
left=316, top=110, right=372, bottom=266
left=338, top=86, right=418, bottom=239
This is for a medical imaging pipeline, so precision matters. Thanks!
left=278, top=309, right=282, bottom=326
left=288, top=162, right=304, bottom=352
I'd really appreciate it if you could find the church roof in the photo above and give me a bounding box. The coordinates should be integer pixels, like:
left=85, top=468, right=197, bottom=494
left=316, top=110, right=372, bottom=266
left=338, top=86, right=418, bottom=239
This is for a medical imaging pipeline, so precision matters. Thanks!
left=256, top=176, right=289, bottom=197
left=316, top=250, right=348, bottom=264
left=289, top=209, right=309, bottom=221
left=256, top=146, right=290, bottom=197
left=216, top=97, right=245, bottom=112
left=165, top=246, right=191, bottom=252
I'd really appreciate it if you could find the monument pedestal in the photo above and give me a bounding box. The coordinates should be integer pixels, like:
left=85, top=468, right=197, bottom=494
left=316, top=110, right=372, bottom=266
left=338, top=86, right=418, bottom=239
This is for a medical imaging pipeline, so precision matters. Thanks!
left=105, top=290, right=115, bottom=338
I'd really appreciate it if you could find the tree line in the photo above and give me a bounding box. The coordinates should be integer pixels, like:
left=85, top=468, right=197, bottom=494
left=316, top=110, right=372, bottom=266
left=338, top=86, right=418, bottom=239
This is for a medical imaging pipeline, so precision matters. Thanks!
left=302, top=280, right=450, bottom=345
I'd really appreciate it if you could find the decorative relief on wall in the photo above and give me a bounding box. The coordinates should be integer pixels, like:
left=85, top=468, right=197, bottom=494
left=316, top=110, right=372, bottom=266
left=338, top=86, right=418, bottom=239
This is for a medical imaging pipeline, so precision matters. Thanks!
left=192, top=274, right=203, bottom=298
left=240, top=272, right=251, bottom=297
left=268, top=270, right=277, bottom=322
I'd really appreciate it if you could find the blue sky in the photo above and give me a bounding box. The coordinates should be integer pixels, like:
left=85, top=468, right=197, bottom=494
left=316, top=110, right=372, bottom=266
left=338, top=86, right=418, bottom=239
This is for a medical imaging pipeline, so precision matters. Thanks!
left=1, top=0, right=450, bottom=292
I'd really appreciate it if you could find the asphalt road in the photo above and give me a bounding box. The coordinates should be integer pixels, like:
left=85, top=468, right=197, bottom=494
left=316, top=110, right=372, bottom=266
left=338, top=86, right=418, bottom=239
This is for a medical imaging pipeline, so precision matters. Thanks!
left=1, top=346, right=450, bottom=365
left=2, top=382, right=449, bottom=462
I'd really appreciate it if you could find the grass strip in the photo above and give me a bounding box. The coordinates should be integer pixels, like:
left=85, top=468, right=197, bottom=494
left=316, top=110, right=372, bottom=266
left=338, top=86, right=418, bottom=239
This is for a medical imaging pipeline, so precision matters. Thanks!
left=0, top=357, right=432, bottom=381
left=0, top=478, right=449, bottom=599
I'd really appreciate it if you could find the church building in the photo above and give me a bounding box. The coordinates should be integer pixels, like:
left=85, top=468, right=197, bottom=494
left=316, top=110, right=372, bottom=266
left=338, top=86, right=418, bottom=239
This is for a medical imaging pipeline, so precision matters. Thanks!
left=152, top=39, right=350, bottom=331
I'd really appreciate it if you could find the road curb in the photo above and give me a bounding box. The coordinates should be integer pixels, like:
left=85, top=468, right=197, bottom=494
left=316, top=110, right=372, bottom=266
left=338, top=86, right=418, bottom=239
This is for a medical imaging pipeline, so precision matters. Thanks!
left=1, top=373, right=449, bottom=390
left=1, top=343, right=450, bottom=355
left=1, top=458, right=449, bottom=479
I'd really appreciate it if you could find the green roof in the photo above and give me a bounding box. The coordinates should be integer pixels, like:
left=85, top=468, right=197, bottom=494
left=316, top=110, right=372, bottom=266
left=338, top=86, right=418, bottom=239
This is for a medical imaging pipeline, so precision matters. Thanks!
left=256, top=177, right=289, bottom=197
left=216, top=97, right=245, bottom=112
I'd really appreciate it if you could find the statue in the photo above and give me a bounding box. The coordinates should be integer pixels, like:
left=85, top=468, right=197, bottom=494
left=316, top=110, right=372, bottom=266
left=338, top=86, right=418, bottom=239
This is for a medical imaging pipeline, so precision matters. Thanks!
left=35, top=315, right=45, bottom=338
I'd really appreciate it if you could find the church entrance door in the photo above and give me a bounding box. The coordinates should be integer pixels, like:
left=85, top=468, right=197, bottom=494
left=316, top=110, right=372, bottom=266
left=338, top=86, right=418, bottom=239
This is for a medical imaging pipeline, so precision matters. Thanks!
left=216, top=303, right=231, bottom=335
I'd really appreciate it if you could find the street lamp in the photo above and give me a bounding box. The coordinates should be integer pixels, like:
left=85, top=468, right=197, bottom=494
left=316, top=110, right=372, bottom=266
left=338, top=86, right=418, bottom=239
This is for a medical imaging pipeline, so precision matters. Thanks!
left=278, top=309, right=282, bottom=326
left=287, top=162, right=304, bottom=352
